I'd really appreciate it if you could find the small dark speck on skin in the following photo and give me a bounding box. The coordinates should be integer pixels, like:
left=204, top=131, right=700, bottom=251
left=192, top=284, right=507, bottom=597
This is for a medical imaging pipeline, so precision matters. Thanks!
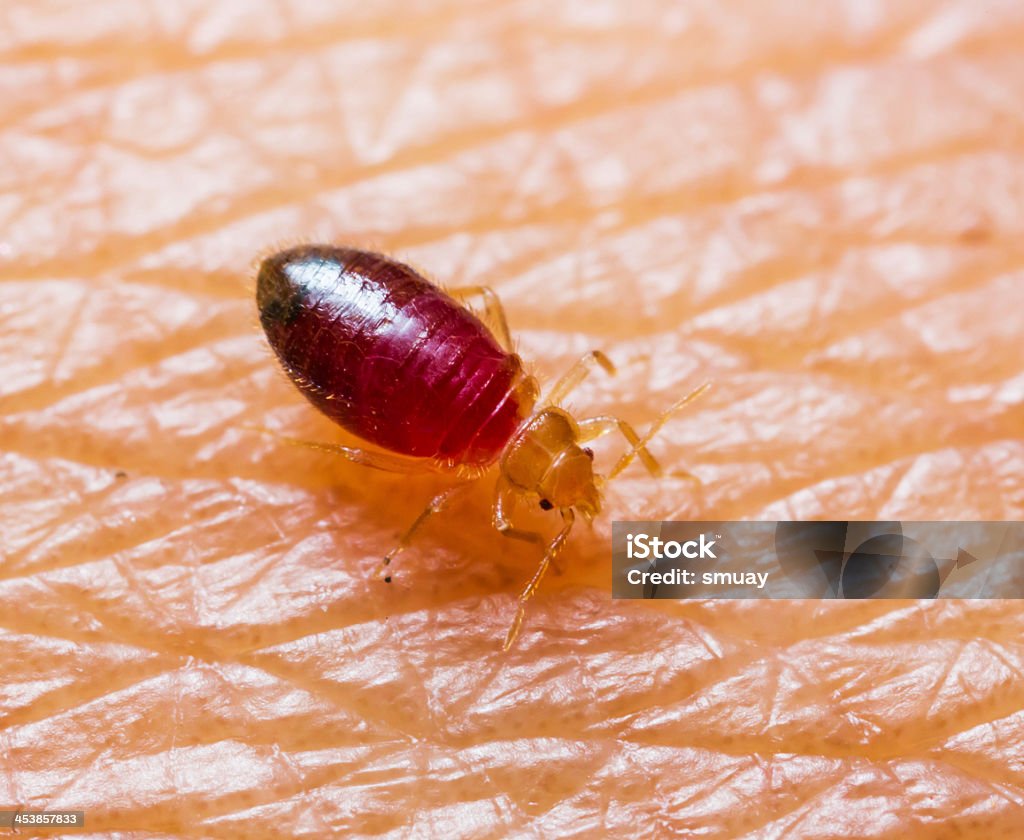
left=958, top=213, right=992, bottom=244
left=384, top=576, right=392, bottom=583
left=115, top=470, right=128, bottom=479
left=959, top=225, right=991, bottom=245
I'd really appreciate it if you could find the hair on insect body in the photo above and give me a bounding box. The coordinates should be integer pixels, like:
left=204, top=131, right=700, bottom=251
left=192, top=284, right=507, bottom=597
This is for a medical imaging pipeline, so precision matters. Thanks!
left=255, top=244, right=710, bottom=650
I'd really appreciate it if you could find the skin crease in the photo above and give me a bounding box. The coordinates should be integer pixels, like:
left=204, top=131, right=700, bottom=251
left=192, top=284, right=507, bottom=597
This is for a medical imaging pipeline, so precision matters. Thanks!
left=1, top=0, right=1023, bottom=837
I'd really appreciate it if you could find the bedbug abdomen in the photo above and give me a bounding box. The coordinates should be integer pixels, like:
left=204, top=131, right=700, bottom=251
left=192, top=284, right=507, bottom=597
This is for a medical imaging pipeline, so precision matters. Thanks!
left=257, top=245, right=536, bottom=468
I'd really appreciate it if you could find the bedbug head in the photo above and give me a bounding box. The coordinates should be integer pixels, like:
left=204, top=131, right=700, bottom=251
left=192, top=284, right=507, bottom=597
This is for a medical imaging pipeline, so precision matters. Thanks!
left=500, top=408, right=602, bottom=520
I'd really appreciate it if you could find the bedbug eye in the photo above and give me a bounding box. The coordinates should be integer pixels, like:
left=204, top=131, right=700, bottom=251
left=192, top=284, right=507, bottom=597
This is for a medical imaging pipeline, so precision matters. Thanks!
left=583, top=447, right=594, bottom=460
left=539, top=498, right=554, bottom=511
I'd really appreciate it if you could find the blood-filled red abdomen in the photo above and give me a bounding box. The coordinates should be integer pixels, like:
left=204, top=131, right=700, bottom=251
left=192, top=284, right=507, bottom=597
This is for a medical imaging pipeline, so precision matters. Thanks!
left=257, top=245, right=534, bottom=468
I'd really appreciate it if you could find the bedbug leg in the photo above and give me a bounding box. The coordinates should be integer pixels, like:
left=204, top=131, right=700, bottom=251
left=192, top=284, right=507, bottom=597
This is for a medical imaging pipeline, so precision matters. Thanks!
left=383, top=482, right=475, bottom=570
left=242, top=425, right=431, bottom=473
left=503, top=508, right=576, bottom=651
left=447, top=285, right=514, bottom=351
left=543, top=350, right=617, bottom=407
left=492, top=476, right=564, bottom=573
left=579, top=381, right=712, bottom=480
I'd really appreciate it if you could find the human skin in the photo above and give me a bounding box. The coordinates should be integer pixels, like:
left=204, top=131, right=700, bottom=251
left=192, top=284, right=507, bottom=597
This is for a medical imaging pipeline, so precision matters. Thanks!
left=1, top=1, right=1023, bottom=837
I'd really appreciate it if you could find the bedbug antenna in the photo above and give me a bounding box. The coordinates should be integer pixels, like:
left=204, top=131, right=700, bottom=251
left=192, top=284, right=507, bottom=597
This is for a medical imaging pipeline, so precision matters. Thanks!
left=603, top=381, right=712, bottom=482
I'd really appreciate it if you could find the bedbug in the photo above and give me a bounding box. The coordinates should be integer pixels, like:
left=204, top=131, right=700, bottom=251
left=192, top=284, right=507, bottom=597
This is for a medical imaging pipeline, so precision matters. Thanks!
left=256, top=245, right=709, bottom=649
